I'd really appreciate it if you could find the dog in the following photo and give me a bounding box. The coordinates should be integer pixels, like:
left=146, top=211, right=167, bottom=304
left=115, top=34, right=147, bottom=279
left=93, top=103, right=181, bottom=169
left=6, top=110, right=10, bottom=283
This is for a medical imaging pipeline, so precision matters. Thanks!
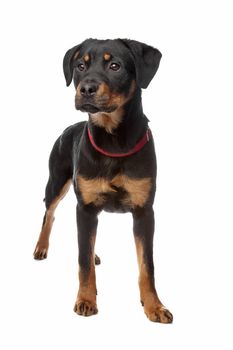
left=33, top=38, right=173, bottom=323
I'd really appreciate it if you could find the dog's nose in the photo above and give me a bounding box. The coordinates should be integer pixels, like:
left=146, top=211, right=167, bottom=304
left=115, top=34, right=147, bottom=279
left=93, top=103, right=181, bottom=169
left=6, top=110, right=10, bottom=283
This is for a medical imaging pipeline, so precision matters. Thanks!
left=80, top=82, right=98, bottom=97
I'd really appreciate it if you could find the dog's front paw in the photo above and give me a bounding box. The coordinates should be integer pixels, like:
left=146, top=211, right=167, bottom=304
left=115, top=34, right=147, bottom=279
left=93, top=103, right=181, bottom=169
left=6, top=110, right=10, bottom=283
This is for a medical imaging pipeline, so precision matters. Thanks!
left=144, top=304, right=173, bottom=323
left=74, top=299, right=98, bottom=317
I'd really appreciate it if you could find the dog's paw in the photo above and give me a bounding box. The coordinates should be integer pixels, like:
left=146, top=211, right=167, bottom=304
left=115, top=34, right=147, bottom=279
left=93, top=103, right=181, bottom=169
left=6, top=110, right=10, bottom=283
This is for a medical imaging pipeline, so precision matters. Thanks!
left=95, top=254, right=101, bottom=265
left=74, top=299, right=98, bottom=317
left=33, top=244, right=48, bottom=260
left=145, top=305, right=173, bottom=323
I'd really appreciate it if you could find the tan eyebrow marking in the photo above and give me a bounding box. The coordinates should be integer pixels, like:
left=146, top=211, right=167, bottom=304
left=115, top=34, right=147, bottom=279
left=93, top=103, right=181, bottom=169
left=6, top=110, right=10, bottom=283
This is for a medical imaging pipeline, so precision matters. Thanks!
left=83, top=54, right=90, bottom=62
left=103, top=53, right=111, bottom=61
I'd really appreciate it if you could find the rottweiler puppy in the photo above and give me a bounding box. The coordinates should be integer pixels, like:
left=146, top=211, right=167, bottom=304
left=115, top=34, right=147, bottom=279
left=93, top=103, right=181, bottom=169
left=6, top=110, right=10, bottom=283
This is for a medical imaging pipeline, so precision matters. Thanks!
left=33, top=38, right=173, bottom=323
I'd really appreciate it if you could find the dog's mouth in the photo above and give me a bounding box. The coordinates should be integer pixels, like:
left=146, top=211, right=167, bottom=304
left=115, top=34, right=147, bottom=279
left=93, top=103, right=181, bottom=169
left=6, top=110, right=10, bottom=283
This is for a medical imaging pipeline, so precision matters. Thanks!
left=80, top=104, right=100, bottom=114
left=77, top=100, right=117, bottom=114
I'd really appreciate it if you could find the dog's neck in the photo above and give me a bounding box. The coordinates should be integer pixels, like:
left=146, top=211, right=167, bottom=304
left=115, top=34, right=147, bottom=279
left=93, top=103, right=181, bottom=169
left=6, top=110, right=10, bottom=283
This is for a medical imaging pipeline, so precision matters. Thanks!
left=88, top=88, right=149, bottom=154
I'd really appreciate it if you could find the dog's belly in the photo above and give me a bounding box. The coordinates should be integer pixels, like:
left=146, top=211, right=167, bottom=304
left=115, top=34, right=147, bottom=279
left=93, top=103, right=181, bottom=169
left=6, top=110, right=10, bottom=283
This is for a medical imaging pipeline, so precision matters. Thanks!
left=76, top=174, right=152, bottom=211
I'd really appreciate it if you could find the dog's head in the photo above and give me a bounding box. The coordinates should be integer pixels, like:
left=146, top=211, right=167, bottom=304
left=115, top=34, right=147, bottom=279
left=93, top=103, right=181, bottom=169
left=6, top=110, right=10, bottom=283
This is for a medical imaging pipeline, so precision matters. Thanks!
left=63, top=39, right=162, bottom=114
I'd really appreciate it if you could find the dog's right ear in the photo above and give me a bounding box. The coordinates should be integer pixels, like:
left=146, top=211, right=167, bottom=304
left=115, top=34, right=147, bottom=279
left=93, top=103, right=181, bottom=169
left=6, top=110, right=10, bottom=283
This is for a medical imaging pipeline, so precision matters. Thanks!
left=63, top=44, right=82, bottom=86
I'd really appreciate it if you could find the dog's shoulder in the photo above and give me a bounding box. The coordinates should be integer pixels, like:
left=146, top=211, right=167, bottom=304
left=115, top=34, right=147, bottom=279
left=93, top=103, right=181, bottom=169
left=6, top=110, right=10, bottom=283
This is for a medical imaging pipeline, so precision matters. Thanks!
left=60, top=121, right=86, bottom=147
left=50, top=121, right=87, bottom=160
left=61, top=121, right=86, bottom=140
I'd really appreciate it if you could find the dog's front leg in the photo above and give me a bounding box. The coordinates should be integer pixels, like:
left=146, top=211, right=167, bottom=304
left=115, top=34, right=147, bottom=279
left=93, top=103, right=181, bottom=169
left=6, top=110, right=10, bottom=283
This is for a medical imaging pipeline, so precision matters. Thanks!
left=133, top=207, right=173, bottom=323
left=74, top=204, right=99, bottom=316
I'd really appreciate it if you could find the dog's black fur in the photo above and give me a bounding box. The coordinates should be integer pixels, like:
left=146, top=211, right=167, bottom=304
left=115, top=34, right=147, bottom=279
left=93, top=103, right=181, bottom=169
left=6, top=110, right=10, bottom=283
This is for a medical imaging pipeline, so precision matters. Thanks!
left=34, top=39, right=173, bottom=323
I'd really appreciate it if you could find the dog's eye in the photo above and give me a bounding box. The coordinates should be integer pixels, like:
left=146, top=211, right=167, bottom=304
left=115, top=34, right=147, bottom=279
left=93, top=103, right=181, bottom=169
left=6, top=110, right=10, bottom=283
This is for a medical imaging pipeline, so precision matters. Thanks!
left=77, top=63, right=85, bottom=71
left=109, top=62, right=121, bottom=71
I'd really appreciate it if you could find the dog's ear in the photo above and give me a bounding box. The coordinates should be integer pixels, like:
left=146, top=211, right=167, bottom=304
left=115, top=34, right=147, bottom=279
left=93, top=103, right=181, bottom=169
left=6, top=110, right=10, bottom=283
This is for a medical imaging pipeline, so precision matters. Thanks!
left=63, top=43, right=82, bottom=86
left=121, top=39, right=162, bottom=89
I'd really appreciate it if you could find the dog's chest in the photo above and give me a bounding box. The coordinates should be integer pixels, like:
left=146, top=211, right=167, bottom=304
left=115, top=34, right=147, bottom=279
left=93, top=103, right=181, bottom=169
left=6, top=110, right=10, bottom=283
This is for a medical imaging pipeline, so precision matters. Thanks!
left=76, top=173, right=152, bottom=211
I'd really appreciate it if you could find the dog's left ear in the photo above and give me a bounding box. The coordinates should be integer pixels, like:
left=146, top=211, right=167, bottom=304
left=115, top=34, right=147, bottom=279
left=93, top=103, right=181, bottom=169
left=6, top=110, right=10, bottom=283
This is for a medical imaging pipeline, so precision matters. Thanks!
left=121, top=39, right=162, bottom=89
left=63, top=43, right=83, bottom=86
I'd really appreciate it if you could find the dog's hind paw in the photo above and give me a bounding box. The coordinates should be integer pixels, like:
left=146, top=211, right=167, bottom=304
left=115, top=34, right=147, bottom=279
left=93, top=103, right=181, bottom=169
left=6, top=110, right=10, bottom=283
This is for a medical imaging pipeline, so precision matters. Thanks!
left=95, top=254, right=101, bottom=265
left=33, top=243, right=48, bottom=260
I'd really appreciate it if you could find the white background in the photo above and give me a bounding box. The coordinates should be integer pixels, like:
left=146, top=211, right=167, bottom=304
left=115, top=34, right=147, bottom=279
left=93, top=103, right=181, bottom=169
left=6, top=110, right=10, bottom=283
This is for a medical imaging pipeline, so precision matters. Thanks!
left=0, top=0, right=232, bottom=349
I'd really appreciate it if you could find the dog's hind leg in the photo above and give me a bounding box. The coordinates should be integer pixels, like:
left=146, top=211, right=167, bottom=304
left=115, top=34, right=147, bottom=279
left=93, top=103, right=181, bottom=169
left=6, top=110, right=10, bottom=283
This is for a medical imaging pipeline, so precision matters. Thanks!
left=34, top=137, right=72, bottom=260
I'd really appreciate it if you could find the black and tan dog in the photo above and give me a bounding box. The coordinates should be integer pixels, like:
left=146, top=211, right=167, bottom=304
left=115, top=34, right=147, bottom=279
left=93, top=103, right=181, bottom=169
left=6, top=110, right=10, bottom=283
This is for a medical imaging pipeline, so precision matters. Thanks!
left=33, top=38, right=173, bottom=323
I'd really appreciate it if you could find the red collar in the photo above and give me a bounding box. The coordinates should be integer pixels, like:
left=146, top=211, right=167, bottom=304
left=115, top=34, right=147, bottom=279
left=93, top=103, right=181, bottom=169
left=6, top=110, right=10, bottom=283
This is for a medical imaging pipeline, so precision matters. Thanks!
left=87, top=127, right=152, bottom=158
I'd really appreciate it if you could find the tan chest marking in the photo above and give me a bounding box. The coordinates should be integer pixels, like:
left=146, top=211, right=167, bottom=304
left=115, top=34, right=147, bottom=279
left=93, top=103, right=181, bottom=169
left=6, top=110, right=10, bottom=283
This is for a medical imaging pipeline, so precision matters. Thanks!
left=77, top=174, right=152, bottom=208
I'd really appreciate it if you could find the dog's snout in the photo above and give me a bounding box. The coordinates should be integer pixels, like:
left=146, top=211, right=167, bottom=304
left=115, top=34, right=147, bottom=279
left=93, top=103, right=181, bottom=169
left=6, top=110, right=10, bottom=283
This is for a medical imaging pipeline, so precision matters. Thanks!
left=80, top=82, right=98, bottom=97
